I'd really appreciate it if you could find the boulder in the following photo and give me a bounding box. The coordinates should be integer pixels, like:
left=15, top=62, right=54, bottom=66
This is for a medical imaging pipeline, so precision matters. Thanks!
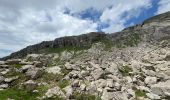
left=71, top=80, right=80, bottom=87
left=4, top=76, right=19, bottom=83
left=0, top=84, right=8, bottom=89
left=26, top=54, right=41, bottom=61
left=0, top=61, right=6, bottom=65
left=20, top=65, right=34, bottom=72
left=60, top=51, right=73, bottom=61
left=91, top=68, right=104, bottom=80
left=80, top=84, right=86, bottom=91
left=0, top=76, right=5, bottom=83
left=65, top=62, right=80, bottom=70
left=106, top=79, right=114, bottom=88
left=80, top=70, right=90, bottom=77
left=145, top=76, right=157, bottom=85
left=33, top=61, right=43, bottom=67
left=151, top=80, right=170, bottom=97
left=101, top=90, right=128, bottom=100
left=26, top=67, right=44, bottom=79
left=45, top=86, right=66, bottom=98
left=105, top=63, right=119, bottom=75
left=63, top=85, right=73, bottom=99
left=6, top=59, right=21, bottom=64
left=24, top=80, right=37, bottom=91
left=146, top=93, right=161, bottom=100
left=46, top=66, right=61, bottom=74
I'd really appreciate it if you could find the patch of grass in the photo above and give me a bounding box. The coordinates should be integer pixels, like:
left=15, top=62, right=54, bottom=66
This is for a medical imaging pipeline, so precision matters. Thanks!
left=45, top=96, right=65, bottom=100
left=73, top=92, right=101, bottom=100
left=0, top=88, right=39, bottom=100
left=119, top=65, right=133, bottom=76
left=41, top=72, right=64, bottom=82
left=11, top=64, right=24, bottom=68
left=39, top=45, right=90, bottom=54
left=57, top=79, right=70, bottom=89
left=135, top=90, right=146, bottom=97
left=113, top=32, right=141, bottom=48
left=36, top=85, right=49, bottom=97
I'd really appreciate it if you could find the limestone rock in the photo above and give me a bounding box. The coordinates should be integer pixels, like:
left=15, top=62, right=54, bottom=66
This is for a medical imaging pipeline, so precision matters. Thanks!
left=24, top=80, right=37, bottom=91
left=145, top=76, right=157, bottom=85
left=26, top=67, right=44, bottom=79
left=63, top=85, right=73, bottom=99
left=0, top=76, right=5, bottom=83
left=45, top=86, right=66, bottom=98
left=91, top=68, right=104, bottom=80
left=46, top=66, right=61, bottom=74
left=151, top=80, right=170, bottom=96
left=146, top=93, right=161, bottom=100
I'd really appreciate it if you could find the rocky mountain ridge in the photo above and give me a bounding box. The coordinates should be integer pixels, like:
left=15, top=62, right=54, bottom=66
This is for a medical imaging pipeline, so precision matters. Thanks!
left=2, top=11, right=170, bottom=60
left=0, top=11, right=170, bottom=100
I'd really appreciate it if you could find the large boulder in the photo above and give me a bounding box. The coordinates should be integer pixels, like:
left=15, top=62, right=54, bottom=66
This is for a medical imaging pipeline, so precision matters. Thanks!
left=146, top=93, right=161, bottom=100
left=24, top=80, right=37, bottom=91
left=101, top=90, right=128, bottom=100
left=0, top=61, right=6, bottom=65
left=6, top=59, right=21, bottom=64
left=46, top=66, right=61, bottom=74
left=26, top=67, right=44, bottom=79
left=91, top=68, right=104, bottom=80
left=144, top=76, right=157, bottom=85
left=4, top=76, right=19, bottom=83
left=63, top=85, right=73, bottom=99
left=151, top=80, right=170, bottom=97
left=60, top=51, right=73, bottom=61
left=0, top=76, right=5, bottom=83
left=20, top=65, right=34, bottom=72
left=45, top=86, right=66, bottom=98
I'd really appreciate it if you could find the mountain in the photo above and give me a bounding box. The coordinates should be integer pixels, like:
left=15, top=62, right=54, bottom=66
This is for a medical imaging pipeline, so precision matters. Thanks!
left=2, top=11, right=170, bottom=60
left=0, top=11, right=170, bottom=100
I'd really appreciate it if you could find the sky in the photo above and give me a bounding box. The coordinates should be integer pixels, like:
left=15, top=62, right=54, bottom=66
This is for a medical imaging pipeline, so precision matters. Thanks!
left=0, top=0, right=170, bottom=58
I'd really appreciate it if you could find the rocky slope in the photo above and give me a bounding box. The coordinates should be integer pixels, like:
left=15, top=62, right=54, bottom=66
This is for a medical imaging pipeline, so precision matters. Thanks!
left=0, top=11, right=170, bottom=100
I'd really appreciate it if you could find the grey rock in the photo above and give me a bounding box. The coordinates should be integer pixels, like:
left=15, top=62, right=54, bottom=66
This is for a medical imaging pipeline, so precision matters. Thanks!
left=151, top=80, right=170, bottom=97
left=4, top=76, right=19, bottom=83
left=46, top=66, right=61, bottom=74
left=145, top=76, right=157, bottom=85
left=0, top=76, right=5, bottom=83
left=26, top=67, right=44, bottom=79
left=24, top=80, right=37, bottom=91
left=91, top=68, right=104, bottom=80
left=45, top=86, right=66, bottom=98
left=0, top=84, right=8, bottom=89
left=20, top=65, right=34, bottom=72
left=146, top=93, right=161, bottom=100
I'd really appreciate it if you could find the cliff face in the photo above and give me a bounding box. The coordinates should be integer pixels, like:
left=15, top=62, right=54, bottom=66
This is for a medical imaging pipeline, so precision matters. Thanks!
left=1, top=32, right=107, bottom=60
left=2, top=11, right=170, bottom=60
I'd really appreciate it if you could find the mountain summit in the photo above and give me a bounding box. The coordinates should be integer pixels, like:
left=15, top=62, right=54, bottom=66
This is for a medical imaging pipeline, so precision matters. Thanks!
left=0, top=11, right=170, bottom=100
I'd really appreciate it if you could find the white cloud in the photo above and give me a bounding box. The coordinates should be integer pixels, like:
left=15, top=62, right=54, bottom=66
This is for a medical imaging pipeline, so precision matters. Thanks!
left=0, top=0, right=152, bottom=57
left=100, top=0, right=152, bottom=32
left=157, top=0, right=170, bottom=14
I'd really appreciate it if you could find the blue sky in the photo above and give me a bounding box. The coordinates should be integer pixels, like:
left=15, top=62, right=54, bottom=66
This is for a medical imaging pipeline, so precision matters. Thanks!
left=0, top=0, right=170, bottom=57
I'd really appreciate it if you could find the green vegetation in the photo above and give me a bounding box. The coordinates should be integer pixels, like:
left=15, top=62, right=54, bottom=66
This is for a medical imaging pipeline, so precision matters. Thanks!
left=57, top=79, right=70, bottom=89
left=39, top=45, right=90, bottom=54
left=113, top=32, right=141, bottom=48
left=73, top=92, right=101, bottom=100
left=11, top=63, right=24, bottom=68
left=135, top=90, right=146, bottom=97
left=0, top=88, right=39, bottom=100
left=118, top=65, right=133, bottom=76
left=41, top=72, right=64, bottom=82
